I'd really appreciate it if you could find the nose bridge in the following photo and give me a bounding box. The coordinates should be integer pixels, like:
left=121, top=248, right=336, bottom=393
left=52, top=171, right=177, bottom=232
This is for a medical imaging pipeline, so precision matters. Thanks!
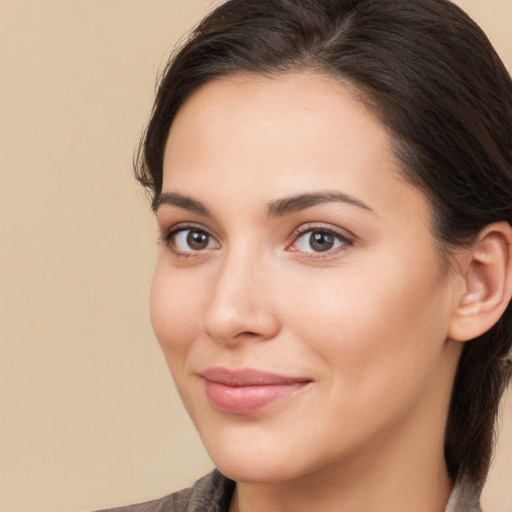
left=202, top=243, right=279, bottom=344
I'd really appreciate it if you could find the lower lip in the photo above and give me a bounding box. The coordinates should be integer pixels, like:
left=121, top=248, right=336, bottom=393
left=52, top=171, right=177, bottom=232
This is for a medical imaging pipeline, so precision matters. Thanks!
left=204, top=380, right=308, bottom=414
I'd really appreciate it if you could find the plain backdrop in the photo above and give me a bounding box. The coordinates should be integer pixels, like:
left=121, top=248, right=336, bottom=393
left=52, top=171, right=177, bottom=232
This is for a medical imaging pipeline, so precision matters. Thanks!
left=0, top=1, right=510, bottom=511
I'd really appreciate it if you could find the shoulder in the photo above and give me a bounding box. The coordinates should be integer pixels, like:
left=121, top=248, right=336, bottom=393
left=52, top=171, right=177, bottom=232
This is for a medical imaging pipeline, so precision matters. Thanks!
left=95, top=470, right=235, bottom=512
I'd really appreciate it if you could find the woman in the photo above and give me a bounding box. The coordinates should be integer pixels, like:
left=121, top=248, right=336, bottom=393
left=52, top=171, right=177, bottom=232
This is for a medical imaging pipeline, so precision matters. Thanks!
left=101, top=0, right=512, bottom=510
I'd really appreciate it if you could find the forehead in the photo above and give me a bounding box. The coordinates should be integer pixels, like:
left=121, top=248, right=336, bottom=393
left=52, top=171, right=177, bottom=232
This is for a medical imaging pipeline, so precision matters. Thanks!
left=162, top=72, right=429, bottom=226
left=165, top=74, right=389, bottom=175
left=166, top=73, right=384, bottom=152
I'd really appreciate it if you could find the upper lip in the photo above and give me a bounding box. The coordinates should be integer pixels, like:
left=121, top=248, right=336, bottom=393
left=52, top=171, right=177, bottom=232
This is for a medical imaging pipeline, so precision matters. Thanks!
left=200, top=367, right=311, bottom=387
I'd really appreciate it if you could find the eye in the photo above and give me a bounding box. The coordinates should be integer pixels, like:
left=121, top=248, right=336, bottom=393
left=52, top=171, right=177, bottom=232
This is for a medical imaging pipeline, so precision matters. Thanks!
left=289, top=227, right=352, bottom=254
left=164, top=226, right=220, bottom=253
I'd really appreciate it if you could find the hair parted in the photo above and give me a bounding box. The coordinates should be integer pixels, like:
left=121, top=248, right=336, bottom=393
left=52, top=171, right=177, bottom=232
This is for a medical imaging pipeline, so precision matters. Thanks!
left=136, top=0, right=512, bottom=487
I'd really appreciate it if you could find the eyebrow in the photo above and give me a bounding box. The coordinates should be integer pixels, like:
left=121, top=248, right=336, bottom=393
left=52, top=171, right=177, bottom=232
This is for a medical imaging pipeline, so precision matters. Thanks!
left=153, top=192, right=211, bottom=216
left=266, top=191, right=374, bottom=218
left=154, top=190, right=374, bottom=218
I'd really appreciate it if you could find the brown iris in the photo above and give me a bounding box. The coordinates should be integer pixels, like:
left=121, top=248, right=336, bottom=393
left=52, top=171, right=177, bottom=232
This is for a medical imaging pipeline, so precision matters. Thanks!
left=186, top=230, right=210, bottom=250
left=309, top=231, right=335, bottom=252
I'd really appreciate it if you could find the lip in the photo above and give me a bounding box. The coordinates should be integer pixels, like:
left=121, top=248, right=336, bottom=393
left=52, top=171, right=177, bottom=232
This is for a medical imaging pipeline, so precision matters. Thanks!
left=200, top=367, right=311, bottom=414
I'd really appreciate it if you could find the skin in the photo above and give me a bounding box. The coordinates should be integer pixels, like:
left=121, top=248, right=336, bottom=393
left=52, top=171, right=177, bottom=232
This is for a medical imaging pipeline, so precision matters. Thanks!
left=150, top=73, right=466, bottom=512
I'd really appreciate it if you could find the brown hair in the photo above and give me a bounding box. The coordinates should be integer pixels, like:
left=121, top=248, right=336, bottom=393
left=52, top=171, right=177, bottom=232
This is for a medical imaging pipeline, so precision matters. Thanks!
left=136, top=0, right=512, bottom=486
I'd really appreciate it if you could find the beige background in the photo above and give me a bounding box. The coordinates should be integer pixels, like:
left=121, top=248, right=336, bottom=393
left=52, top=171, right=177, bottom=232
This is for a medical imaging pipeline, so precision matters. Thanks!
left=0, top=1, right=510, bottom=511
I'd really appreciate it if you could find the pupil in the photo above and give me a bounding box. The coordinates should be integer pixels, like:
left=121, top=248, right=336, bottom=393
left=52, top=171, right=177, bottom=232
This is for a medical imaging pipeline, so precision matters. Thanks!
left=310, top=231, right=334, bottom=252
left=187, top=230, right=209, bottom=250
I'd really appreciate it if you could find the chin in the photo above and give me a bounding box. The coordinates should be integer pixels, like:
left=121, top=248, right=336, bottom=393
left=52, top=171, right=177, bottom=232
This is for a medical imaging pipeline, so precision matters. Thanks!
left=208, top=442, right=274, bottom=481
left=214, top=456, right=303, bottom=484
left=199, top=424, right=340, bottom=486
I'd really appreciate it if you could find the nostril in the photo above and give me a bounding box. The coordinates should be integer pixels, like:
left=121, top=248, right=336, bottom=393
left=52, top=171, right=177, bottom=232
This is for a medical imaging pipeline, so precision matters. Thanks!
left=229, top=331, right=262, bottom=341
left=205, top=328, right=276, bottom=345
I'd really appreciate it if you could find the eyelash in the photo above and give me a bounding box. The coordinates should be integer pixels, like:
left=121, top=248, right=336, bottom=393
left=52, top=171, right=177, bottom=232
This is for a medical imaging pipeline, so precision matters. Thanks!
left=159, top=223, right=215, bottom=257
left=159, top=222, right=354, bottom=259
left=160, top=223, right=198, bottom=243
left=288, top=224, right=354, bottom=258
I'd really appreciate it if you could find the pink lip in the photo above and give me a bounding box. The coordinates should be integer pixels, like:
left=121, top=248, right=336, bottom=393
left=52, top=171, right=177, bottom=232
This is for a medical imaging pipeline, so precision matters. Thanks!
left=200, top=367, right=311, bottom=414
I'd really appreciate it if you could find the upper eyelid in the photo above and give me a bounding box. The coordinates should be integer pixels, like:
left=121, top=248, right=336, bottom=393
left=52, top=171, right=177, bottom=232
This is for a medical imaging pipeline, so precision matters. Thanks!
left=291, top=222, right=355, bottom=240
left=161, top=222, right=215, bottom=238
left=159, top=220, right=355, bottom=248
left=286, top=223, right=355, bottom=255
left=161, top=225, right=220, bottom=255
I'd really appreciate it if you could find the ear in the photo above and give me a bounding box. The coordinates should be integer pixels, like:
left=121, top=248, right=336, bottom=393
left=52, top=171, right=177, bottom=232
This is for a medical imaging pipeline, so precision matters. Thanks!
left=449, top=222, right=512, bottom=342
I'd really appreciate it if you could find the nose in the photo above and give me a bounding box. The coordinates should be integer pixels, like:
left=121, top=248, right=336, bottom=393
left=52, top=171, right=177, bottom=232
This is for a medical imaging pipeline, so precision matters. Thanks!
left=202, top=251, right=281, bottom=345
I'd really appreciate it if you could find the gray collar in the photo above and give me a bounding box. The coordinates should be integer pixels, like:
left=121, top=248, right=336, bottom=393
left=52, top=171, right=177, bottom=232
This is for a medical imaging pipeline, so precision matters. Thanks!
left=445, top=474, right=483, bottom=512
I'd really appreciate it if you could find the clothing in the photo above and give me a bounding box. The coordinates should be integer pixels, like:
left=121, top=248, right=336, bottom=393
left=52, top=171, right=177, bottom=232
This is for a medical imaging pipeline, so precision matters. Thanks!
left=96, top=469, right=482, bottom=512
left=445, top=473, right=483, bottom=512
left=96, top=471, right=234, bottom=512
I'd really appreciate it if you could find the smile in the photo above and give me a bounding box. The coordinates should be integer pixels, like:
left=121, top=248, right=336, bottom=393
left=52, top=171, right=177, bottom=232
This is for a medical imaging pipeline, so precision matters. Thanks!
left=200, top=367, right=312, bottom=414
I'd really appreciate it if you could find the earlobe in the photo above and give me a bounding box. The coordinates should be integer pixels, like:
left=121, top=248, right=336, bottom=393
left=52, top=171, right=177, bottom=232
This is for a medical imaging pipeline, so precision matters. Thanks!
left=448, top=222, right=512, bottom=342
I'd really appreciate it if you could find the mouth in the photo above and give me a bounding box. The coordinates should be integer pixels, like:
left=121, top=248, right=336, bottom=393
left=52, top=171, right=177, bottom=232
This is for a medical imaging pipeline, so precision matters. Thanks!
left=200, top=367, right=312, bottom=414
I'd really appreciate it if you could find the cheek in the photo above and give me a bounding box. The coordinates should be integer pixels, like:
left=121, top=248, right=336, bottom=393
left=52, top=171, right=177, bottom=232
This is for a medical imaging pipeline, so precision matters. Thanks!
left=149, top=262, right=204, bottom=362
left=283, top=258, right=452, bottom=392
left=282, top=273, right=451, bottom=450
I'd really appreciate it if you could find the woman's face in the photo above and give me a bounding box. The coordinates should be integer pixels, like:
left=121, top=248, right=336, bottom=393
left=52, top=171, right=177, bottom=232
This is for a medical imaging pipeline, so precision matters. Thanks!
left=151, top=73, right=463, bottom=483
